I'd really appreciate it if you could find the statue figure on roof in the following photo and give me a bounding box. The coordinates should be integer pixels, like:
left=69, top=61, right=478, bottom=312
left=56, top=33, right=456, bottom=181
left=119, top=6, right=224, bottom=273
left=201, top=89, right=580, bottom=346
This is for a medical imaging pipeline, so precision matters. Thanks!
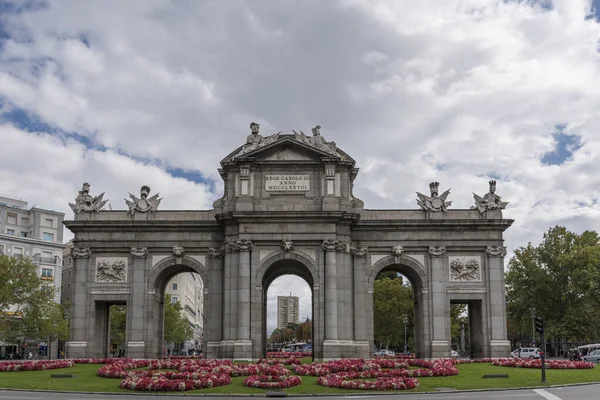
left=292, top=125, right=339, bottom=157
left=69, top=182, right=108, bottom=213
left=416, top=182, right=452, bottom=212
left=235, top=122, right=280, bottom=157
left=472, top=180, right=509, bottom=214
left=125, top=185, right=162, bottom=215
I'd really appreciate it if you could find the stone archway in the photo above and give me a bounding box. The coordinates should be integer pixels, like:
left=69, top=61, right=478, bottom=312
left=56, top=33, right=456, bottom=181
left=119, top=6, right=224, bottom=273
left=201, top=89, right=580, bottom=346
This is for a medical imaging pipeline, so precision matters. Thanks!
left=252, top=251, right=319, bottom=359
left=367, top=255, right=430, bottom=358
left=144, top=255, right=210, bottom=359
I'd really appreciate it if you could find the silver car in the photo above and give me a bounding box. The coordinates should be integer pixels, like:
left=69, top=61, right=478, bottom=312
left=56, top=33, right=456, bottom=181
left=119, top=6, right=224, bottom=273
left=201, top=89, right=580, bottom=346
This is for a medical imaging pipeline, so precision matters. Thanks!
left=583, top=349, right=600, bottom=363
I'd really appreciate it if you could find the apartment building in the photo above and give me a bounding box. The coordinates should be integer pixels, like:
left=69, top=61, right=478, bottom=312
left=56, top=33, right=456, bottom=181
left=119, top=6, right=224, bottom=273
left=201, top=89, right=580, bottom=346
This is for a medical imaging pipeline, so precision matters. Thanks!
left=277, top=295, right=299, bottom=330
left=164, top=272, right=204, bottom=354
left=0, top=195, right=66, bottom=303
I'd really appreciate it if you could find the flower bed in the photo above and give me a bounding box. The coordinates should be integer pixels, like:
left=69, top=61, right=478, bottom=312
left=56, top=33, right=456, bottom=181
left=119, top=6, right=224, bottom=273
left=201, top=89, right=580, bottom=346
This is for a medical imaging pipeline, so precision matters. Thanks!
left=318, top=373, right=420, bottom=390
left=492, top=358, right=594, bottom=369
left=267, top=351, right=312, bottom=358
left=244, top=374, right=302, bottom=389
left=120, top=373, right=231, bottom=391
left=0, top=360, right=75, bottom=372
left=258, top=357, right=301, bottom=365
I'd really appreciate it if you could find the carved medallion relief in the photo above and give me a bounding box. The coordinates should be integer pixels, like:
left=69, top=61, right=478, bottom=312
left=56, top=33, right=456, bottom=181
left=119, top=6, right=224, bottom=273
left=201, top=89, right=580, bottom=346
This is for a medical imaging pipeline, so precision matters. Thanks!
left=95, top=257, right=128, bottom=283
left=448, top=256, right=481, bottom=282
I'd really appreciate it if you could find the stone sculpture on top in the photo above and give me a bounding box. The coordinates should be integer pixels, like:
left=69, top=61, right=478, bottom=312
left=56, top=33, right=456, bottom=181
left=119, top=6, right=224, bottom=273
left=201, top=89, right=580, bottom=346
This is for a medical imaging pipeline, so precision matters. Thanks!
left=416, top=181, right=452, bottom=212
left=125, top=185, right=162, bottom=215
left=69, top=182, right=108, bottom=213
left=472, top=180, right=509, bottom=214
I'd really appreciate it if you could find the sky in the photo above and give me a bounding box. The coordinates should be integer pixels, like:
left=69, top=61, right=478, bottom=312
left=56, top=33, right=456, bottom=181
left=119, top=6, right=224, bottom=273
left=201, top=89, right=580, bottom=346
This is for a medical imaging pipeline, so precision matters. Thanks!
left=1, top=0, right=600, bottom=334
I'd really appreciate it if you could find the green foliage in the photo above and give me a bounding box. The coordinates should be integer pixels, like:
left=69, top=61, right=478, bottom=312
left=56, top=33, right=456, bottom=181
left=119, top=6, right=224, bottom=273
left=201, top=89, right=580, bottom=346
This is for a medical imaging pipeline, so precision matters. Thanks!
left=163, top=293, right=194, bottom=344
left=0, top=255, right=54, bottom=342
left=109, top=305, right=127, bottom=348
left=506, top=226, right=600, bottom=342
left=373, top=276, right=413, bottom=350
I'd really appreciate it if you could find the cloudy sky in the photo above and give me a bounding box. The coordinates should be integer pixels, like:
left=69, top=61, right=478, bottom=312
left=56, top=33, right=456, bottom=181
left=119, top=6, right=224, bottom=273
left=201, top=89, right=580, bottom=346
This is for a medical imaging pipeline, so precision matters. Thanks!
left=1, top=0, right=600, bottom=334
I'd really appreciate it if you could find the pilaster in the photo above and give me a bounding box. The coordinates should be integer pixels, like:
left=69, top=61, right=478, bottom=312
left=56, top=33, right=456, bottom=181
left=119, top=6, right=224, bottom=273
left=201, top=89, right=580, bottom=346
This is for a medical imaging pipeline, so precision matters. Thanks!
left=127, top=247, right=147, bottom=359
left=429, top=245, right=449, bottom=358
left=68, top=246, right=91, bottom=358
left=486, top=245, right=511, bottom=357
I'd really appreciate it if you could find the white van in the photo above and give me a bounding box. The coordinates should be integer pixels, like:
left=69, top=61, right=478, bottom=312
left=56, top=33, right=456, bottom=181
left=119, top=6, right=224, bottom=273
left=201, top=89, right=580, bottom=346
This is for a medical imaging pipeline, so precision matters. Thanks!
left=511, top=347, right=541, bottom=359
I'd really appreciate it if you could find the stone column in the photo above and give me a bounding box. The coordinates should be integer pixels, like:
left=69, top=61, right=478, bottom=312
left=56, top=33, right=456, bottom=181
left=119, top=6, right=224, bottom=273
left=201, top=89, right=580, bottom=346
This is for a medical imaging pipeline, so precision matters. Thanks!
left=429, top=245, right=449, bottom=358
left=221, top=241, right=238, bottom=358
left=234, top=239, right=253, bottom=359
left=322, top=239, right=340, bottom=359
left=351, top=243, right=369, bottom=358
left=487, top=245, right=511, bottom=357
left=127, top=247, right=148, bottom=359
left=206, top=246, right=224, bottom=359
left=68, top=247, right=92, bottom=358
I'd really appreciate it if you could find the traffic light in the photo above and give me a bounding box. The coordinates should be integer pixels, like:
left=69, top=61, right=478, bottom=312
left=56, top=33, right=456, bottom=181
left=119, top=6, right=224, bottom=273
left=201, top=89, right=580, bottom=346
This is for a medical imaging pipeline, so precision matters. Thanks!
left=535, top=316, right=544, bottom=334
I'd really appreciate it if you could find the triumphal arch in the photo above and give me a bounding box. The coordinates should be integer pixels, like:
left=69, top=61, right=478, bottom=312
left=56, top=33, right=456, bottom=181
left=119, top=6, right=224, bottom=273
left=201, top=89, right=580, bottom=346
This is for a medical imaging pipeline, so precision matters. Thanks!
left=64, top=123, right=513, bottom=360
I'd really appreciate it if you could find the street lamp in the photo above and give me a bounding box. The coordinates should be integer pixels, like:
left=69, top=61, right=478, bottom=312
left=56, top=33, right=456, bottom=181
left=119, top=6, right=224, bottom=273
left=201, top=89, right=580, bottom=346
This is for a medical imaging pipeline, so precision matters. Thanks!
left=402, top=314, right=408, bottom=354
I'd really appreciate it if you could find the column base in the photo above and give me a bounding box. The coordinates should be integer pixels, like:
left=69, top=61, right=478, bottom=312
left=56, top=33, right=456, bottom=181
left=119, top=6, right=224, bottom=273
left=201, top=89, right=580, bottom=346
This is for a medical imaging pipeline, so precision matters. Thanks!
left=348, top=340, right=370, bottom=359
left=322, top=339, right=343, bottom=360
left=233, top=340, right=253, bottom=360
left=206, top=341, right=222, bottom=359
left=67, top=341, right=88, bottom=359
left=430, top=340, right=450, bottom=359
left=220, top=340, right=236, bottom=359
left=489, top=340, right=511, bottom=358
left=126, top=341, right=145, bottom=359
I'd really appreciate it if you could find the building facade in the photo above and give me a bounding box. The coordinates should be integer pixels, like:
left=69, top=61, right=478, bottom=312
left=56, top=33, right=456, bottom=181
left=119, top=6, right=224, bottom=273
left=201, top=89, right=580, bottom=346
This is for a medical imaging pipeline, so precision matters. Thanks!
left=277, top=296, right=299, bottom=330
left=164, top=272, right=204, bottom=354
left=0, top=195, right=66, bottom=303
left=64, top=126, right=512, bottom=360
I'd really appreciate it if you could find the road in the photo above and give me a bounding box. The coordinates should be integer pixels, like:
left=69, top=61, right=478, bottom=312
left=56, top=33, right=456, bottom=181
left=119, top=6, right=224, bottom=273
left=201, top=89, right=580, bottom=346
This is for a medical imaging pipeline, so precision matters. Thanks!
left=0, top=385, right=598, bottom=400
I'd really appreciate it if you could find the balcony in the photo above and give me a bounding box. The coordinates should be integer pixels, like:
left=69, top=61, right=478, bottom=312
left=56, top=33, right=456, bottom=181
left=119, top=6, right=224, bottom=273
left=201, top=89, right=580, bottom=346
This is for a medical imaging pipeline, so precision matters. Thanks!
left=33, top=256, right=59, bottom=265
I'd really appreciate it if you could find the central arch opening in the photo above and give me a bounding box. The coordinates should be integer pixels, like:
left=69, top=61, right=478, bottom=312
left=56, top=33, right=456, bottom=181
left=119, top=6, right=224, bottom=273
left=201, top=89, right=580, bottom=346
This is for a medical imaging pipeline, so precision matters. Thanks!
left=261, top=259, right=314, bottom=358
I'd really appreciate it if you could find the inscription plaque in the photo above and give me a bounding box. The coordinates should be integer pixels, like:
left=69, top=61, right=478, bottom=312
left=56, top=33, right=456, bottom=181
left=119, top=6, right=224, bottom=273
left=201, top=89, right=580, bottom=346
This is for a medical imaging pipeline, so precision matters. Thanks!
left=265, top=175, right=310, bottom=191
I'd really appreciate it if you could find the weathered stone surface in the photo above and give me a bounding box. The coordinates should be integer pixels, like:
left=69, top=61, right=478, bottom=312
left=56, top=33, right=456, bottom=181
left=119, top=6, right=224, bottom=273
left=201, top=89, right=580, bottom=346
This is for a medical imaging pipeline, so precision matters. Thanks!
left=64, top=126, right=513, bottom=360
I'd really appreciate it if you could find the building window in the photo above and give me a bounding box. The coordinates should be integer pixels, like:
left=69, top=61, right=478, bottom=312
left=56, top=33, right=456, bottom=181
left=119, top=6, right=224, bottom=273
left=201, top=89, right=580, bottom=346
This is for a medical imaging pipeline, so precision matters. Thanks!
left=45, top=218, right=54, bottom=227
left=171, top=296, right=178, bottom=304
left=42, top=232, right=54, bottom=242
left=20, top=231, right=27, bottom=237
left=12, top=247, right=23, bottom=256
left=6, top=229, right=15, bottom=235
left=67, top=283, right=71, bottom=291
left=0, top=244, right=4, bottom=255
left=42, top=268, right=53, bottom=277
left=21, top=217, right=29, bottom=225
left=172, top=283, right=178, bottom=290
left=6, top=213, right=16, bottom=225
left=68, top=270, right=71, bottom=277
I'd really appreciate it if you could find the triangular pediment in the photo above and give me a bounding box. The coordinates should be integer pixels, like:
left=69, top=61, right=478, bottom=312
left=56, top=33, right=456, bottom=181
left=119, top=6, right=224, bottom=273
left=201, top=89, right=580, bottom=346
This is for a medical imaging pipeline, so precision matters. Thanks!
left=221, top=134, right=354, bottom=165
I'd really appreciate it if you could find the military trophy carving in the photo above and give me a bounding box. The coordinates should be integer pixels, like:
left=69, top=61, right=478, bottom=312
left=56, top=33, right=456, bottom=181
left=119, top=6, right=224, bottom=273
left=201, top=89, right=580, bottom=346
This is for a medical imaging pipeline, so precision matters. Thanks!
left=125, top=185, right=162, bottom=215
left=472, top=180, right=509, bottom=214
left=450, top=258, right=481, bottom=281
left=96, top=259, right=127, bottom=283
left=69, top=182, right=108, bottom=213
left=416, top=182, right=451, bottom=212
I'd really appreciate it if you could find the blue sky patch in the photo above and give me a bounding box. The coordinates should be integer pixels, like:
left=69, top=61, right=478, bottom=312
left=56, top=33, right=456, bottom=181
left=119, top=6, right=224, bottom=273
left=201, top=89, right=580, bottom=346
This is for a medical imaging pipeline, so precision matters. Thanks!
left=541, top=126, right=582, bottom=166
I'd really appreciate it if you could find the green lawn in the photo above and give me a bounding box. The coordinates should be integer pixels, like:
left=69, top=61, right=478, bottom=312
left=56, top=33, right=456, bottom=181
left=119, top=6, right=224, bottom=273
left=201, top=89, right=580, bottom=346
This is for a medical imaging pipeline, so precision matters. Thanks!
left=0, top=362, right=599, bottom=395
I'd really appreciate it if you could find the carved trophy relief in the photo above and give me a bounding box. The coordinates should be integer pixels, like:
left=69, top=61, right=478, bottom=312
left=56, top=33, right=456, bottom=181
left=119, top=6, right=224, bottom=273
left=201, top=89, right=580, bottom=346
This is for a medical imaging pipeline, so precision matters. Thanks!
left=69, top=182, right=108, bottom=213
left=95, top=258, right=128, bottom=283
left=449, top=256, right=481, bottom=282
left=391, top=244, right=404, bottom=257
left=416, top=182, right=452, bottom=212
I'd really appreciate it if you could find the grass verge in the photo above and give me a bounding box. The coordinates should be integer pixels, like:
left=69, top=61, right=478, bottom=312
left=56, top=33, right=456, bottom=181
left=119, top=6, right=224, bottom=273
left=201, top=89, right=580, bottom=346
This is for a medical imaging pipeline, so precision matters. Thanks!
left=0, top=362, right=599, bottom=395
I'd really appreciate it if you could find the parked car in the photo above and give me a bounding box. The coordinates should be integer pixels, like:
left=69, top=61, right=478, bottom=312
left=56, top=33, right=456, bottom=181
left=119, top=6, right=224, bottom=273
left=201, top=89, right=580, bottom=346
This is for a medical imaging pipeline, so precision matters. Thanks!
left=583, top=349, right=600, bottom=363
left=511, top=347, right=541, bottom=359
left=373, top=349, right=395, bottom=357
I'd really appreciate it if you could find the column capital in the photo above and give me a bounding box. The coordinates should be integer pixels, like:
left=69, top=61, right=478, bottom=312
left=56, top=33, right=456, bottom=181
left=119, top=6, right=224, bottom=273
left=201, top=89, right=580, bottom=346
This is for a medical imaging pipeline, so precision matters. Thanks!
left=486, top=245, right=507, bottom=257
left=209, top=246, right=225, bottom=258
left=429, top=245, right=446, bottom=257
left=71, top=246, right=91, bottom=259
left=234, top=239, right=253, bottom=252
left=336, top=240, right=350, bottom=253
left=350, top=243, right=368, bottom=258
left=322, top=239, right=339, bottom=252
left=130, top=247, right=148, bottom=258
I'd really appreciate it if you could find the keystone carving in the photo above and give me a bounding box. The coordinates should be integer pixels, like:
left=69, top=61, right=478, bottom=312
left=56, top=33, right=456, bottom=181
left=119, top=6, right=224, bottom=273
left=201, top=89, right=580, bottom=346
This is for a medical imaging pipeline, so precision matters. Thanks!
left=486, top=246, right=507, bottom=257
left=69, top=182, right=108, bottom=213
left=71, top=247, right=92, bottom=258
left=391, top=244, right=404, bottom=257
left=130, top=247, right=148, bottom=258
left=416, top=182, right=452, bottom=212
left=209, top=247, right=225, bottom=258
left=350, top=244, right=368, bottom=258
left=322, top=239, right=339, bottom=252
left=473, top=180, right=509, bottom=214
left=281, top=239, right=294, bottom=253
left=172, top=245, right=185, bottom=258
left=429, top=246, right=446, bottom=257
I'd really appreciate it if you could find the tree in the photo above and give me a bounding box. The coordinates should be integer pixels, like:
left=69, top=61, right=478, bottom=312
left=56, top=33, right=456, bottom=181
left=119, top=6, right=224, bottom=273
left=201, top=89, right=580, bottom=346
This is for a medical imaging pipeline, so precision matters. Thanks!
left=373, top=276, right=413, bottom=350
left=163, top=294, right=194, bottom=345
left=296, top=319, right=312, bottom=342
left=0, top=255, right=52, bottom=343
left=109, top=305, right=127, bottom=350
left=506, top=226, right=600, bottom=347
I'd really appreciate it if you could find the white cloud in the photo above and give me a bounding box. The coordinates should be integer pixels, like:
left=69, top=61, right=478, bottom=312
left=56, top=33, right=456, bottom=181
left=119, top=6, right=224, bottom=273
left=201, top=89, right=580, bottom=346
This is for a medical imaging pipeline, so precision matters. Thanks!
left=1, top=0, right=600, bottom=334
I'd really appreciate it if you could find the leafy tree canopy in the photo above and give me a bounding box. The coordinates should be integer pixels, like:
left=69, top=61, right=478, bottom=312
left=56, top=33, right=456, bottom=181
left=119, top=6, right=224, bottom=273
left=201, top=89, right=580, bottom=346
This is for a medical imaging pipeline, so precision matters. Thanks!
left=163, top=293, right=194, bottom=344
left=373, top=275, right=413, bottom=350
